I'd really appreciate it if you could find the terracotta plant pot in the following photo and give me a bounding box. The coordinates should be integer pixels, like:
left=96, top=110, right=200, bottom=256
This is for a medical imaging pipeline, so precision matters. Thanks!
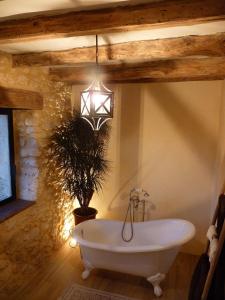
left=73, top=207, right=98, bottom=225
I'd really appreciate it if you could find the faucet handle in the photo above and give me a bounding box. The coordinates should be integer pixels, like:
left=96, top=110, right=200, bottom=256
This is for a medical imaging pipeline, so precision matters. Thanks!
left=130, top=188, right=150, bottom=200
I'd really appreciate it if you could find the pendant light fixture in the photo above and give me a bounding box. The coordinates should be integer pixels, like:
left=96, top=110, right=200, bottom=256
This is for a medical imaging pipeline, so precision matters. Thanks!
left=80, top=35, right=114, bottom=131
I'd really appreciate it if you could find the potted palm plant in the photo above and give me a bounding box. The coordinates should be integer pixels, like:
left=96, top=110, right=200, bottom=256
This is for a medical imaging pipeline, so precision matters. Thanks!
left=47, top=111, right=110, bottom=225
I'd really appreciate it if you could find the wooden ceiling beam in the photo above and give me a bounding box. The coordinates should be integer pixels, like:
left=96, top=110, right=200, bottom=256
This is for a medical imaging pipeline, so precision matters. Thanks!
left=0, top=0, right=224, bottom=44
left=49, top=57, right=225, bottom=84
left=12, top=33, right=225, bottom=67
left=0, top=87, right=43, bottom=109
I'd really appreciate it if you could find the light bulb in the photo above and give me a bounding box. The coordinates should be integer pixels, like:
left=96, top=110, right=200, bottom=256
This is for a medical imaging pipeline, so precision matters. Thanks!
left=69, top=237, right=77, bottom=248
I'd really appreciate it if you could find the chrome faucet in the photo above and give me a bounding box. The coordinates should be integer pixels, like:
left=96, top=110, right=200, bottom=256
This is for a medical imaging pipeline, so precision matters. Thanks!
left=130, top=188, right=150, bottom=221
left=122, top=188, right=151, bottom=242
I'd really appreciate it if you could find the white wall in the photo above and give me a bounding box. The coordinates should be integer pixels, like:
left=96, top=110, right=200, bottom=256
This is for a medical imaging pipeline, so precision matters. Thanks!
left=72, top=80, right=225, bottom=255
left=212, top=80, right=225, bottom=213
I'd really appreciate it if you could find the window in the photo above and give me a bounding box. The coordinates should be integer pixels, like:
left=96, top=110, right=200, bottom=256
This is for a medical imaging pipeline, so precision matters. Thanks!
left=0, top=108, right=16, bottom=205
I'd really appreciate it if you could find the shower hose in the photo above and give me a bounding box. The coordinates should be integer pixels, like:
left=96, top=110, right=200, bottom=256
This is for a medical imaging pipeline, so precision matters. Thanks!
left=121, top=199, right=135, bottom=242
left=121, top=188, right=149, bottom=242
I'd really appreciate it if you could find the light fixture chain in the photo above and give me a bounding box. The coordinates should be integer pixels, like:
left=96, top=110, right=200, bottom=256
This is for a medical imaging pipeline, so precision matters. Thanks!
left=96, top=35, right=99, bottom=67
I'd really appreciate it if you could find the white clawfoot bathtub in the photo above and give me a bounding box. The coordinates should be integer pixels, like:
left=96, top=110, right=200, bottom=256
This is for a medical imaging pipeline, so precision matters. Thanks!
left=73, top=218, right=195, bottom=297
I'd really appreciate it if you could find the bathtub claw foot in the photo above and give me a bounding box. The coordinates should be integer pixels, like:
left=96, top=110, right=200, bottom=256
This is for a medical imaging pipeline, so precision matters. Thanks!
left=147, top=273, right=165, bottom=297
left=153, top=285, right=163, bottom=297
left=82, top=269, right=91, bottom=279
left=82, top=259, right=93, bottom=280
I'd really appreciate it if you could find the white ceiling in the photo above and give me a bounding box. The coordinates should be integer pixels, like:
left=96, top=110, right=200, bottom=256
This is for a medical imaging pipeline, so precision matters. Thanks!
left=0, top=0, right=158, bottom=19
left=0, top=0, right=224, bottom=54
left=0, top=0, right=117, bottom=18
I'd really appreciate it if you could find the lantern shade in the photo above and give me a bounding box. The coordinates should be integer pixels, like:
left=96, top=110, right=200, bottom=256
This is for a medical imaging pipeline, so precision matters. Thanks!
left=81, top=79, right=114, bottom=130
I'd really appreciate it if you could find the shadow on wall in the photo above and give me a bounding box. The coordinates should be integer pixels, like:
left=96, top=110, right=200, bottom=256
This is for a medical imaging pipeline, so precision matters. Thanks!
left=102, top=81, right=222, bottom=254
left=106, top=82, right=218, bottom=226
left=147, top=84, right=217, bottom=173
left=142, top=83, right=217, bottom=223
left=108, top=84, right=143, bottom=218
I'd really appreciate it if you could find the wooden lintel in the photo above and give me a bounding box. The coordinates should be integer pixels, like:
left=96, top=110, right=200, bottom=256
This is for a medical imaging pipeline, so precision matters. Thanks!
left=0, top=87, right=43, bottom=110
left=12, top=33, right=225, bottom=67
left=49, top=57, right=225, bottom=84
left=0, top=0, right=224, bottom=44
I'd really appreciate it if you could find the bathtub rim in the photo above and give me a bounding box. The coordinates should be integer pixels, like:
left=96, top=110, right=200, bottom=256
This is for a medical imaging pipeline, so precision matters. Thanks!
left=73, top=218, right=196, bottom=253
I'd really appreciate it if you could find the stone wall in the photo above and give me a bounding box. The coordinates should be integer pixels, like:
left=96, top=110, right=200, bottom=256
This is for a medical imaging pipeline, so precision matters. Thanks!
left=0, top=52, right=73, bottom=298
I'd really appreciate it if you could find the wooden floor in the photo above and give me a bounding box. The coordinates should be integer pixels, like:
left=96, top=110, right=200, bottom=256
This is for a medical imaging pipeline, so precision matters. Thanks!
left=10, top=242, right=198, bottom=300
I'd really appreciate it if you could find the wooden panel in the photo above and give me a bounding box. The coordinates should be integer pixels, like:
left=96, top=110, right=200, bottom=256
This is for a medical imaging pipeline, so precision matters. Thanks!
left=49, top=57, right=225, bottom=84
left=0, top=87, right=43, bottom=110
left=12, top=33, right=225, bottom=67
left=0, top=0, right=224, bottom=44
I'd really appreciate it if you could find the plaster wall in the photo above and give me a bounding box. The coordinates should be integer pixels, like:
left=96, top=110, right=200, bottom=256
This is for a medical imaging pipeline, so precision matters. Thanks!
left=73, top=80, right=225, bottom=255
left=212, top=80, right=225, bottom=213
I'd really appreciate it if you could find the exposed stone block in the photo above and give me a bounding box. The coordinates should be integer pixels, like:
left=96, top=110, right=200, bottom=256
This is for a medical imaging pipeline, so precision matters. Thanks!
left=0, top=52, right=73, bottom=298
